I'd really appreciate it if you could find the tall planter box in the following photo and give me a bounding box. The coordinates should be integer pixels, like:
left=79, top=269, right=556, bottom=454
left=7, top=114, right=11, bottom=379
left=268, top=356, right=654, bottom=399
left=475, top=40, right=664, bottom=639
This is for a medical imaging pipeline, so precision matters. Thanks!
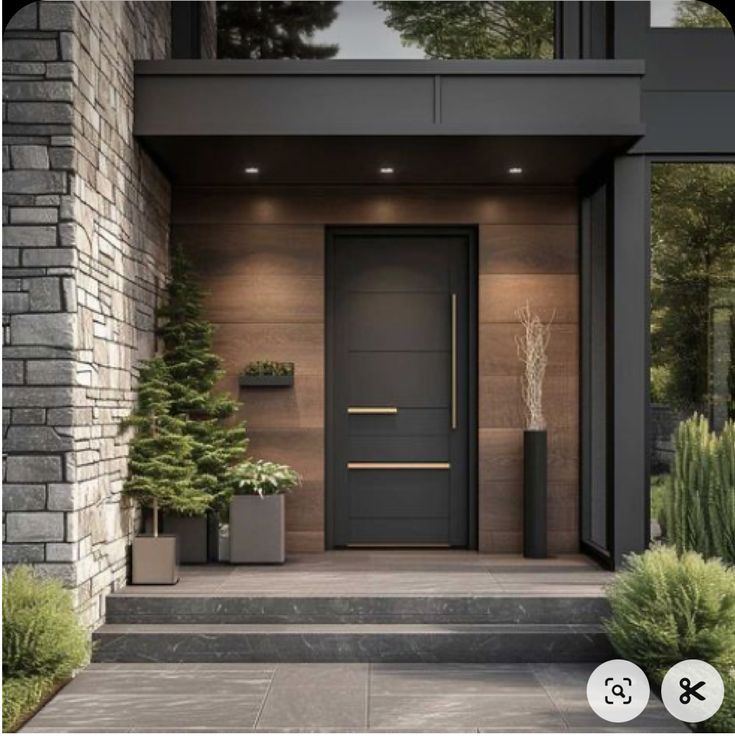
left=132, top=535, right=179, bottom=585
left=161, top=514, right=208, bottom=564
left=523, top=430, right=548, bottom=559
left=229, top=495, right=285, bottom=564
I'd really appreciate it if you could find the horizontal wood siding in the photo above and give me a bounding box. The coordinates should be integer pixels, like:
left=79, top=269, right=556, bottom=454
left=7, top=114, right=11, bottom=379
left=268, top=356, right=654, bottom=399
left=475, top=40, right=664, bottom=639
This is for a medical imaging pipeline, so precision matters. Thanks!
left=173, top=186, right=579, bottom=554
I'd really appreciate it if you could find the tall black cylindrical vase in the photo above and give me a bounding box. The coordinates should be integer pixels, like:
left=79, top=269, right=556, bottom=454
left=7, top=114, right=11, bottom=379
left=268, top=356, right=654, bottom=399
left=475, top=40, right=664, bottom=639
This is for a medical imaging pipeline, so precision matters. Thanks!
left=523, top=429, right=548, bottom=558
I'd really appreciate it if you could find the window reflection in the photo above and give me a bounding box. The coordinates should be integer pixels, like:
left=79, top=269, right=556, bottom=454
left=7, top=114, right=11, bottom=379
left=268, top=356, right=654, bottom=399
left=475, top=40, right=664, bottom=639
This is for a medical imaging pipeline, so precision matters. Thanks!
left=649, top=163, right=735, bottom=540
left=650, top=0, right=731, bottom=28
left=216, top=1, right=555, bottom=59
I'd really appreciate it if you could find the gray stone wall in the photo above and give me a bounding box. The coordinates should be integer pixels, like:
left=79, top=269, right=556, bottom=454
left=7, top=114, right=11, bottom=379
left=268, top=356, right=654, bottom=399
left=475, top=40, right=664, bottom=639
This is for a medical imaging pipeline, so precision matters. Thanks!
left=3, top=1, right=171, bottom=627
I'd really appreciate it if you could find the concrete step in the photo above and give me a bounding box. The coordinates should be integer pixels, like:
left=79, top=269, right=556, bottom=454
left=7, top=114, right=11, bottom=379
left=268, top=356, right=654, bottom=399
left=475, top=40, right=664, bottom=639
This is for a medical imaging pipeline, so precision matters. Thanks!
left=92, top=622, right=613, bottom=663
left=105, top=594, right=609, bottom=625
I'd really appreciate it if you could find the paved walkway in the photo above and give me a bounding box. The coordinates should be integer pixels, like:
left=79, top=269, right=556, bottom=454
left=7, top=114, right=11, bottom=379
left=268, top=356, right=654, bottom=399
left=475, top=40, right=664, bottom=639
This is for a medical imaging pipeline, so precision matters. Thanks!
left=23, top=663, right=686, bottom=732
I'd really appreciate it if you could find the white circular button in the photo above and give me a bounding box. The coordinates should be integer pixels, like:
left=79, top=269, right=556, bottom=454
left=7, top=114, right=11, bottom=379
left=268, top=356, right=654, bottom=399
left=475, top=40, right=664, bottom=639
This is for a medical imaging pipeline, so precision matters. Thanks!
left=661, top=660, right=724, bottom=723
left=586, top=659, right=650, bottom=723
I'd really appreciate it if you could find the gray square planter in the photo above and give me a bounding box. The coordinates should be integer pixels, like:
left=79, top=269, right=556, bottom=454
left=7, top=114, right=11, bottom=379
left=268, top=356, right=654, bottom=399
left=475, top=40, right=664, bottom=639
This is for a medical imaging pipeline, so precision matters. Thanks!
left=229, top=495, right=285, bottom=564
left=132, top=535, right=179, bottom=585
left=161, top=514, right=208, bottom=564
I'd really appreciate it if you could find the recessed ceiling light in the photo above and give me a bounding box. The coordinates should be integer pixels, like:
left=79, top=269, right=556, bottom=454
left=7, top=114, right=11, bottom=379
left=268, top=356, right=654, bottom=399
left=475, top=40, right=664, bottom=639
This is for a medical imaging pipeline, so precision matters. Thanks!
left=508, top=166, right=523, bottom=175
left=379, top=166, right=395, bottom=175
left=245, top=166, right=259, bottom=175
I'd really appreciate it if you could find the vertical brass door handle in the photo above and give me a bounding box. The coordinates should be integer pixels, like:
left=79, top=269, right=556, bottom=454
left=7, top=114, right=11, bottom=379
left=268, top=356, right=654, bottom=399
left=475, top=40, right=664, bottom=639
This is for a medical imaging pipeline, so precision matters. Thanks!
left=451, top=292, right=457, bottom=430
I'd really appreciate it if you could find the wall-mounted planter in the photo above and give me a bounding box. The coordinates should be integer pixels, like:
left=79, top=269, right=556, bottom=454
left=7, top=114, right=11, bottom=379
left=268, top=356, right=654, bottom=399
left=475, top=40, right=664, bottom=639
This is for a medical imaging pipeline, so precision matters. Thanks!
left=239, top=374, right=294, bottom=388
left=523, top=429, right=548, bottom=559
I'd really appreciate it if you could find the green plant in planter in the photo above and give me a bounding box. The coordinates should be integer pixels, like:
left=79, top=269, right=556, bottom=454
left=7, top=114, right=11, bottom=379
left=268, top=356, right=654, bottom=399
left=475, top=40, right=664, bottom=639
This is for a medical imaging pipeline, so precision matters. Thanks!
left=244, top=360, right=295, bottom=377
left=232, top=459, right=301, bottom=496
left=123, top=356, right=209, bottom=532
left=158, top=246, right=249, bottom=512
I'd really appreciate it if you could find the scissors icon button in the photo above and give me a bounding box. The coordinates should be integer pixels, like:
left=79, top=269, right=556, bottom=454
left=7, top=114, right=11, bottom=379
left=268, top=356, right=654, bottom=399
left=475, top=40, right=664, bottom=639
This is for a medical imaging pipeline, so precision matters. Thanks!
left=679, top=677, right=706, bottom=704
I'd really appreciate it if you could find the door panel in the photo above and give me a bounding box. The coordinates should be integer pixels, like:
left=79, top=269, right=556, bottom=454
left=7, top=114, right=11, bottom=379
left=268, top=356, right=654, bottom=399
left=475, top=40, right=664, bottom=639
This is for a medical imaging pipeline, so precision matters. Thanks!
left=328, top=228, right=472, bottom=547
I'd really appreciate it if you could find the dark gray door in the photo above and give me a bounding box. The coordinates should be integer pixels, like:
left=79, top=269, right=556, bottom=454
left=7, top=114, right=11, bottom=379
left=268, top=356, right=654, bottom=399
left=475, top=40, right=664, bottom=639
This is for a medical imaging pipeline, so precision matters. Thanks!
left=327, top=228, right=472, bottom=547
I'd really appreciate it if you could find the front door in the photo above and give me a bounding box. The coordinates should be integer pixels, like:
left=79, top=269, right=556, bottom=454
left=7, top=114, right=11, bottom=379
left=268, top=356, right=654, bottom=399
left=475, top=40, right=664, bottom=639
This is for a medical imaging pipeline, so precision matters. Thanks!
left=327, top=227, right=473, bottom=547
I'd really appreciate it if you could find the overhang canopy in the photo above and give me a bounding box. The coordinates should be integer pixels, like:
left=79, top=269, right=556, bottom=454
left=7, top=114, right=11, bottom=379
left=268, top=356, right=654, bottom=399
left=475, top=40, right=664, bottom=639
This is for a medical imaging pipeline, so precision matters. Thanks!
left=134, top=60, right=645, bottom=185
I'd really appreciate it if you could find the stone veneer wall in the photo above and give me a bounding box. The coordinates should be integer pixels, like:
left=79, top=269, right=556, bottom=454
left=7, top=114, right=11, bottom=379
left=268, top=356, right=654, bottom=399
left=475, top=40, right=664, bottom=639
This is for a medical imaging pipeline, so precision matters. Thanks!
left=2, top=1, right=171, bottom=627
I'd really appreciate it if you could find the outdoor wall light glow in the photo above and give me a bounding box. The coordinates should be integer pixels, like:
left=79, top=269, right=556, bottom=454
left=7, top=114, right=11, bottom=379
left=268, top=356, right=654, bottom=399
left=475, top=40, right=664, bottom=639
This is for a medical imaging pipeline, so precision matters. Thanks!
left=379, top=166, right=395, bottom=174
left=245, top=166, right=260, bottom=174
left=508, top=166, right=523, bottom=174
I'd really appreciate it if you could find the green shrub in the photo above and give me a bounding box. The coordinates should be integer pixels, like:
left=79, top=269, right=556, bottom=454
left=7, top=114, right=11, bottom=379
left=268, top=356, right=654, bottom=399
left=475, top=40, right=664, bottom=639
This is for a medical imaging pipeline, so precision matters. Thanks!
left=665, top=414, right=735, bottom=563
left=2, top=675, right=58, bottom=733
left=605, top=546, right=735, bottom=680
left=702, top=668, right=735, bottom=732
left=232, top=459, right=301, bottom=497
left=3, top=567, right=89, bottom=679
left=243, top=360, right=294, bottom=376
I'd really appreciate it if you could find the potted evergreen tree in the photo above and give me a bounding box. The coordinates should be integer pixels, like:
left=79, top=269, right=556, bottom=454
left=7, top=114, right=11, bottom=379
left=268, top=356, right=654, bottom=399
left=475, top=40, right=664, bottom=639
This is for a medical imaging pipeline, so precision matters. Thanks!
left=515, top=303, right=553, bottom=559
left=229, top=460, right=300, bottom=564
left=157, top=247, right=248, bottom=563
left=123, top=358, right=211, bottom=584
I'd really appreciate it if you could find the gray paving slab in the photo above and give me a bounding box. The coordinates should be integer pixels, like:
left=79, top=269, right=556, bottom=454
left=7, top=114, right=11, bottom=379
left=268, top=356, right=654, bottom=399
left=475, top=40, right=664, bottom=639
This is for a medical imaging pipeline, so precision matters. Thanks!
left=21, top=662, right=688, bottom=733
left=256, top=664, right=369, bottom=730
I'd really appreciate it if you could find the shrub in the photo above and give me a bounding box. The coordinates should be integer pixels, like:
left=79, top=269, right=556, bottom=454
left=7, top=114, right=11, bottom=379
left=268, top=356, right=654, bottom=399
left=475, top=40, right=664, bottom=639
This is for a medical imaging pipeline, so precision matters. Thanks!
left=702, top=668, right=735, bottom=732
left=3, top=567, right=89, bottom=680
left=2, top=567, right=89, bottom=732
left=605, top=546, right=735, bottom=681
left=232, top=459, right=301, bottom=497
left=244, top=360, right=294, bottom=377
left=2, top=675, right=58, bottom=733
left=665, top=414, right=735, bottom=563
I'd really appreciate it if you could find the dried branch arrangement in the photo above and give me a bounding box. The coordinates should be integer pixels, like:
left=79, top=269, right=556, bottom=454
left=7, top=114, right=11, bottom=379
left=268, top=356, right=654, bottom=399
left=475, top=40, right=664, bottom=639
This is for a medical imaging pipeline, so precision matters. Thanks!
left=515, top=302, right=554, bottom=431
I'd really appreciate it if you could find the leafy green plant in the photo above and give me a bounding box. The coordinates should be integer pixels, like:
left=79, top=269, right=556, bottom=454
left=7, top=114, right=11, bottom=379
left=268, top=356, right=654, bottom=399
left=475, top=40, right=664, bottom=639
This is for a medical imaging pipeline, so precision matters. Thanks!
left=123, top=356, right=209, bottom=533
left=159, top=246, right=248, bottom=512
left=665, top=414, right=735, bottom=562
left=3, top=567, right=89, bottom=731
left=702, top=668, right=735, bottom=732
left=605, top=546, right=735, bottom=681
left=244, top=360, right=294, bottom=377
left=232, top=459, right=301, bottom=497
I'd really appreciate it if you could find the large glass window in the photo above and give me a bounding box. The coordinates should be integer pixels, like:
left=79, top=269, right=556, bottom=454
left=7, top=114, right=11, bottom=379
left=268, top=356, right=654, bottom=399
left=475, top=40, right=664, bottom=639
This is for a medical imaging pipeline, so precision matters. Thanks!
left=216, top=1, right=555, bottom=59
left=649, top=163, right=735, bottom=539
left=650, top=0, right=731, bottom=28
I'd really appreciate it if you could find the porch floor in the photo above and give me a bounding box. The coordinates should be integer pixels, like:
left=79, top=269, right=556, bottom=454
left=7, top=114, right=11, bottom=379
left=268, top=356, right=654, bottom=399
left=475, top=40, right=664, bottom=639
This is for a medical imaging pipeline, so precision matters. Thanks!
left=120, top=551, right=613, bottom=597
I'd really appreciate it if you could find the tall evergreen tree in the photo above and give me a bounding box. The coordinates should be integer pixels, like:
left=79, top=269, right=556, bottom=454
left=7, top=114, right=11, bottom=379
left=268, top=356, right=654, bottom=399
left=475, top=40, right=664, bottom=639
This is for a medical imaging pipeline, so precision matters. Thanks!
left=123, top=358, right=208, bottom=535
left=158, top=247, right=248, bottom=511
left=217, top=1, right=341, bottom=59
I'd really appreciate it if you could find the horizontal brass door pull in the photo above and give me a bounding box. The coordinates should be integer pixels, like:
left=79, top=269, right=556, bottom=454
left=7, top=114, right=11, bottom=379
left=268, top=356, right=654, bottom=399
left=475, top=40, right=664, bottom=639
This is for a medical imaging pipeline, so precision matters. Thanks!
left=347, top=407, right=398, bottom=415
left=347, top=462, right=451, bottom=470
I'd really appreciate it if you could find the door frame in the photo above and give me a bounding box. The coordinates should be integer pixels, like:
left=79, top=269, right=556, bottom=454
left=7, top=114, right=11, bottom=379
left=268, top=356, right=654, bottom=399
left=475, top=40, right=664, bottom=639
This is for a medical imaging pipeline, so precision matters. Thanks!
left=325, top=225, right=478, bottom=549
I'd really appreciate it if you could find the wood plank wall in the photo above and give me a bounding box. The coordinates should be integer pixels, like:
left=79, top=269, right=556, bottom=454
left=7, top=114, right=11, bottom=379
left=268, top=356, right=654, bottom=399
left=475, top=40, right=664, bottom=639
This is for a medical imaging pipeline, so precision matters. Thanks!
left=172, top=186, right=579, bottom=554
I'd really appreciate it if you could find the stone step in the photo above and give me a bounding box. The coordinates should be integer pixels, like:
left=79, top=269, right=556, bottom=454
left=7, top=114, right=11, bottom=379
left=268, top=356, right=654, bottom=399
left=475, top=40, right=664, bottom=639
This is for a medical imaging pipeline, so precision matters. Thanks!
left=92, top=622, right=613, bottom=663
left=105, top=594, right=609, bottom=625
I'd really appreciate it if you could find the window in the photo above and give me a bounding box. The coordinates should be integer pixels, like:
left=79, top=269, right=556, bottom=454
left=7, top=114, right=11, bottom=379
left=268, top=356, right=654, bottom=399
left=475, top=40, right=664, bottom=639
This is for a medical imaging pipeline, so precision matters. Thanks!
left=650, top=0, right=732, bottom=28
left=649, top=163, right=735, bottom=539
left=216, top=1, right=555, bottom=59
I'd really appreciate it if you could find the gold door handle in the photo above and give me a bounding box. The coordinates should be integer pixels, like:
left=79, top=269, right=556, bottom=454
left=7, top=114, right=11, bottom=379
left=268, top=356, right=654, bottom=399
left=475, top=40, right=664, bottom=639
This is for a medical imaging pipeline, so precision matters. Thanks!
left=347, top=462, right=451, bottom=470
left=347, top=407, right=398, bottom=415
left=451, top=292, right=457, bottom=430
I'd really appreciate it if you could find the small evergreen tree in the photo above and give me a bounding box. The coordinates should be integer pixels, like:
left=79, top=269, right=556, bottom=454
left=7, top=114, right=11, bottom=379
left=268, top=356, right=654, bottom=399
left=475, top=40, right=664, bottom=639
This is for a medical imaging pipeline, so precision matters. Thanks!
left=158, top=246, right=248, bottom=511
left=123, top=357, right=209, bottom=534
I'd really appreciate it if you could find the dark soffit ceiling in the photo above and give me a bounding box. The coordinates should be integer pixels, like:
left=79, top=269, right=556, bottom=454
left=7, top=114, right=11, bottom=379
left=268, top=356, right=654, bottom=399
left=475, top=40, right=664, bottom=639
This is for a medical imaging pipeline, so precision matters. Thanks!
left=141, top=135, right=637, bottom=187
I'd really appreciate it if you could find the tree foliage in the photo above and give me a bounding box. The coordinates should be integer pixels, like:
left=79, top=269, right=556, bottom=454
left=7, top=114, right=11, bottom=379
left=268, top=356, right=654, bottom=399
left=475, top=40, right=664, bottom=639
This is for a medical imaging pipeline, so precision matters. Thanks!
left=123, top=357, right=208, bottom=518
left=673, top=0, right=732, bottom=28
left=217, top=1, right=340, bottom=58
left=651, top=163, right=735, bottom=419
left=158, top=247, right=248, bottom=511
left=376, top=1, right=554, bottom=59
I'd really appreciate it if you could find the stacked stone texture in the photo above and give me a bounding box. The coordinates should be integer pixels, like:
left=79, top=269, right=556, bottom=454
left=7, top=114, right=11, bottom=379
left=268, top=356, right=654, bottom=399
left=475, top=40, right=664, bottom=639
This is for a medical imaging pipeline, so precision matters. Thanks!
left=3, top=1, right=171, bottom=627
